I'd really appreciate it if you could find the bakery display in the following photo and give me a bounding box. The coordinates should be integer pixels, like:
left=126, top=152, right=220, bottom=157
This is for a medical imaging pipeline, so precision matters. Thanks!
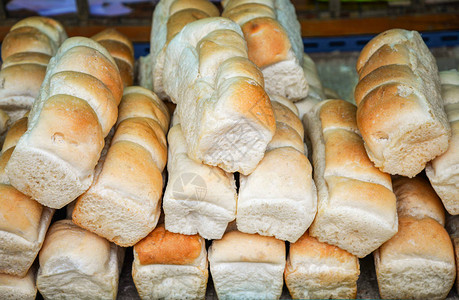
left=222, top=0, right=309, bottom=101
left=132, top=224, right=208, bottom=300
left=208, top=230, right=286, bottom=299
left=305, top=99, right=398, bottom=258
left=237, top=95, right=317, bottom=242
left=375, top=176, right=455, bottom=299
left=5, top=37, right=123, bottom=209
left=37, top=220, right=124, bottom=300
left=426, top=69, right=459, bottom=214
left=0, top=267, right=37, bottom=300
left=72, top=86, right=169, bottom=247
left=163, top=115, right=237, bottom=240
left=285, top=231, right=360, bottom=299
left=92, top=28, right=135, bottom=87
left=162, top=17, right=276, bottom=175
left=355, top=29, right=451, bottom=177
left=0, top=17, right=67, bottom=122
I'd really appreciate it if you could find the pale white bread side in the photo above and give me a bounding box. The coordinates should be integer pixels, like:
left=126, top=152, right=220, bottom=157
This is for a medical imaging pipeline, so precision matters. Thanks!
left=374, top=216, right=455, bottom=300
left=446, top=214, right=459, bottom=294
left=393, top=176, right=445, bottom=226
left=285, top=231, right=360, bottom=299
left=132, top=224, right=208, bottom=300
left=0, top=267, right=37, bottom=300
left=150, top=0, right=219, bottom=99
left=0, top=17, right=66, bottom=123
left=72, top=86, right=169, bottom=247
left=222, top=0, right=308, bottom=101
left=306, top=99, right=398, bottom=258
left=355, top=29, right=450, bottom=177
left=6, top=37, right=122, bottom=209
left=163, top=121, right=237, bottom=240
left=0, top=184, right=54, bottom=276
left=208, top=231, right=286, bottom=299
left=163, top=17, right=275, bottom=175
left=138, top=54, right=154, bottom=90
left=37, top=220, right=124, bottom=300
left=237, top=96, right=316, bottom=242
left=426, top=69, right=459, bottom=215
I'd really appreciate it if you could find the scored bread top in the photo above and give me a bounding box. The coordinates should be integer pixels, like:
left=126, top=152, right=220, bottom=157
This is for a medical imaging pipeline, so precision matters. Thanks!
left=169, top=0, right=219, bottom=16
left=134, top=224, right=204, bottom=266
left=209, top=230, right=285, bottom=264
left=393, top=176, right=445, bottom=226
left=11, top=16, right=67, bottom=45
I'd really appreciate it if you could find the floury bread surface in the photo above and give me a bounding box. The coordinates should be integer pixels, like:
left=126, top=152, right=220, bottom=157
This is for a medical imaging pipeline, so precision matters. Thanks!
left=5, top=37, right=123, bottom=209
left=426, top=69, right=459, bottom=214
left=132, top=224, right=208, bottom=300
left=237, top=95, right=317, bottom=242
left=0, top=17, right=67, bottom=122
left=355, top=29, right=451, bottom=177
left=73, top=87, right=170, bottom=247
left=163, top=114, right=237, bottom=240
left=37, top=220, right=124, bottom=300
left=150, top=0, right=219, bottom=99
left=0, top=267, right=37, bottom=300
left=221, top=0, right=308, bottom=101
left=305, top=99, right=398, bottom=258
left=163, top=17, right=275, bottom=175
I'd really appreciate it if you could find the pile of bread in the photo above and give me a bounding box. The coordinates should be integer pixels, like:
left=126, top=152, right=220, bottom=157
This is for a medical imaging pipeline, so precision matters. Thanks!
left=1, top=0, right=459, bottom=299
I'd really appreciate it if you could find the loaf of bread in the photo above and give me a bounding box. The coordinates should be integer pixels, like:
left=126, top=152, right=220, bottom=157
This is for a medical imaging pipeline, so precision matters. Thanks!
left=374, top=176, right=454, bottom=299
left=222, top=0, right=308, bottom=101
left=163, top=115, right=237, bottom=240
left=426, top=70, right=459, bottom=214
left=0, top=267, right=37, bottom=300
left=92, top=28, right=134, bottom=86
left=446, top=214, right=459, bottom=294
left=6, top=37, right=123, bottom=209
left=355, top=29, right=451, bottom=177
left=208, top=230, right=285, bottom=299
left=37, top=220, right=124, bottom=300
left=0, top=17, right=67, bottom=122
left=285, top=231, right=360, bottom=299
left=73, top=86, right=169, bottom=246
left=237, top=95, right=317, bottom=242
left=132, top=224, right=208, bottom=300
left=163, top=17, right=275, bottom=175
left=305, top=99, right=398, bottom=257
left=0, top=117, right=54, bottom=277
left=0, top=109, right=10, bottom=136
left=150, top=0, right=219, bottom=99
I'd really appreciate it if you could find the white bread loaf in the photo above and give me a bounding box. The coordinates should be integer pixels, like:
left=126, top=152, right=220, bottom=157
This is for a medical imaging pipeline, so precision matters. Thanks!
left=446, top=214, right=459, bottom=294
left=355, top=29, right=451, bottom=177
left=284, top=231, right=360, bottom=299
left=150, top=0, right=219, bottom=99
left=92, top=28, right=134, bottom=87
left=305, top=99, right=398, bottom=258
left=0, top=267, right=37, bottom=300
left=37, top=220, right=124, bottom=300
left=374, top=176, right=454, bottom=299
left=163, top=115, right=237, bottom=240
left=221, top=0, right=308, bottom=101
left=0, top=17, right=67, bottom=122
left=0, top=117, right=54, bottom=277
left=6, top=37, right=123, bottom=209
left=72, top=86, right=169, bottom=247
left=132, top=224, right=208, bottom=300
left=208, top=230, right=286, bottom=299
left=237, top=95, right=317, bottom=242
left=163, top=17, right=276, bottom=175
left=426, top=69, right=459, bottom=214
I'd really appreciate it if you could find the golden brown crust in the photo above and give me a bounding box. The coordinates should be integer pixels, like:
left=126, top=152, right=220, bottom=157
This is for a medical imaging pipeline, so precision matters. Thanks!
left=319, top=99, right=358, bottom=133
left=169, top=0, right=219, bottom=17
left=241, top=17, right=290, bottom=68
left=134, top=224, right=203, bottom=265
left=222, top=3, right=275, bottom=26
left=272, top=101, right=304, bottom=139
left=167, top=9, right=210, bottom=43
left=2, top=117, right=27, bottom=153
left=91, top=28, right=134, bottom=55
left=1, top=27, right=55, bottom=60
left=96, top=39, right=134, bottom=67
left=358, top=44, right=411, bottom=79
left=2, top=52, right=51, bottom=68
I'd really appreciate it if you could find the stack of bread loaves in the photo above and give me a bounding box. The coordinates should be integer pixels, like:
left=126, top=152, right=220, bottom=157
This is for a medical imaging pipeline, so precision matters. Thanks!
left=0, top=116, right=54, bottom=300
left=6, top=37, right=123, bottom=209
left=73, top=87, right=170, bottom=247
left=426, top=69, right=459, bottom=215
left=375, top=176, right=455, bottom=299
left=222, top=0, right=309, bottom=101
left=354, top=29, right=451, bottom=177
left=446, top=214, right=459, bottom=294
left=0, top=17, right=67, bottom=122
